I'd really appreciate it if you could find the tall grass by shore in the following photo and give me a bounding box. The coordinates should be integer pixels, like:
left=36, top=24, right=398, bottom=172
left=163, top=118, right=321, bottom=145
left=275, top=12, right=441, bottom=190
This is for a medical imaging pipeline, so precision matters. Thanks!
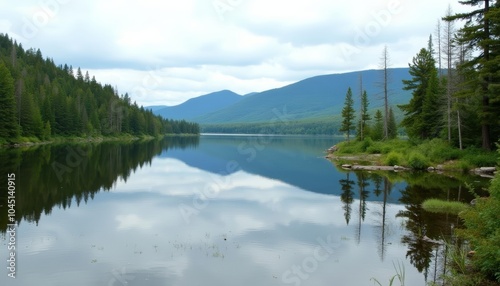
left=422, top=199, right=469, bottom=214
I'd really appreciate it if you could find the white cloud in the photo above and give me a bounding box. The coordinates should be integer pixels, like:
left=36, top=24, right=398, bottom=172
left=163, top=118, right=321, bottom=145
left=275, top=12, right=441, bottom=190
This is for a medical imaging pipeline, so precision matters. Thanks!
left=2, top=0, right=466, bottom=106
left=116, top=214, right=154, bottom=230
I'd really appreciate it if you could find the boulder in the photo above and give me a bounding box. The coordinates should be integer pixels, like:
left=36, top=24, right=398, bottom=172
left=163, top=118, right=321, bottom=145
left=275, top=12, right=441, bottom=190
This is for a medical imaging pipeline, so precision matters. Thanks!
left=341, top=164, right=352, bottom=169
left=479, top=167, right=496, bottom=173
left=328, top=145, right=339, bottom=153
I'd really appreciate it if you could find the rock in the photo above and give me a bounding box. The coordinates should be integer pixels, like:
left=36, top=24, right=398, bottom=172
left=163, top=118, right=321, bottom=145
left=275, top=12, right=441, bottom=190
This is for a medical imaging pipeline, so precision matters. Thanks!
left=479, top=167, right=496, bottom=173
left=328, top=145, right=339, bottom=153
left=394, top=165, right=409, bottom=171
left=436, top=165, right=444, bottom=170
left=428, top=166, right=435, bottom=171
left=472, top=167, right=497, bottom=178
left=470, top=199, right=477, bottom=206
left=341, top=164, right=352, bottom=169
left=422, top=235, right=444, bottom=245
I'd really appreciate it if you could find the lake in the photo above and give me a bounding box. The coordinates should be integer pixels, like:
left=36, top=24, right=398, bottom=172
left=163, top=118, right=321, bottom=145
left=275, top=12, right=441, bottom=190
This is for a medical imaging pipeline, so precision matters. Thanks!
left=0, top=135, right=489, bottom=286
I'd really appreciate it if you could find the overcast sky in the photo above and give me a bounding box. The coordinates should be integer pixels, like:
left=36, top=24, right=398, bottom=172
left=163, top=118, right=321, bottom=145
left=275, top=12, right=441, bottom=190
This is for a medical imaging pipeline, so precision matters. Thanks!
left=1, top=0, right=466, bottom=106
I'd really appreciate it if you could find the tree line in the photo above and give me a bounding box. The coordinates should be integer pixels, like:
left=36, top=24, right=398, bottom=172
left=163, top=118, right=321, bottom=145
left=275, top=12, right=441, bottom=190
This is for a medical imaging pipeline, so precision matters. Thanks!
left=339, top=85, right=398, bottom=142
left=0, top=136, right=200, bottom=233
left=400, top=3, right=500, bottom=150
left=341, top=2, right=500, bottom=150
left=0, top=34, right=199, bottom=143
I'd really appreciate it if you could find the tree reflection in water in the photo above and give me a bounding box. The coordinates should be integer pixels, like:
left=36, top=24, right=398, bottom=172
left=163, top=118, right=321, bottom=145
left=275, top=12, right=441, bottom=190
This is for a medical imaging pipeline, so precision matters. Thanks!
left=336, top=170, right=489, bottom=285
left=0, top=136, right=199, bottom=234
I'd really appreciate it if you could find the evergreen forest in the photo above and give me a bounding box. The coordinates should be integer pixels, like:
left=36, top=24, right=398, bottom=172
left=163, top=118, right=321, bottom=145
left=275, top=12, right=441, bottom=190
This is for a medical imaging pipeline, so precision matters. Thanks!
left=0, top=34, right=199, bottom=144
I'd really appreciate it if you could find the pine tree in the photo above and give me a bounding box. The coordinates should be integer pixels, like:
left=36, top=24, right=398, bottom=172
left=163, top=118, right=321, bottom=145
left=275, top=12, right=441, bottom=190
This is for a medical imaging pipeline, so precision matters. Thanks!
left=339, top=87, right=356, bottom=142
left=399, top=37, right=442, bottom=140
left=357, top=90, right=371, bottom=140
left=444, top=0, right=500, bottom=149
left=388, top=107, right=397, bottom=139
left=340, top=173, right=355, bottom=225
left=372, top=110, right=384, bottom=141
left=19, top=91, right=43, bottom=137
left=0, top=60, right=19, bottom=139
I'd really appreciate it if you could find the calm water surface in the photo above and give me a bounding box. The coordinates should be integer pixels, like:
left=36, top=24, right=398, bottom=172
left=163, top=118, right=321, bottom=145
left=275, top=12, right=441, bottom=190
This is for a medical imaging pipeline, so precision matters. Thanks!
left=0, top=135, right=488, bottom=286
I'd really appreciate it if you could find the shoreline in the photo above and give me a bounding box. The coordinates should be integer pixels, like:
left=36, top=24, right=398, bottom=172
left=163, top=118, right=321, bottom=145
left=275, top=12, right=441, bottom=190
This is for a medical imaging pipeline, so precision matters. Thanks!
left=325, top=141, right=498, bottom=178
left=0, top=133, right=200, bottom=149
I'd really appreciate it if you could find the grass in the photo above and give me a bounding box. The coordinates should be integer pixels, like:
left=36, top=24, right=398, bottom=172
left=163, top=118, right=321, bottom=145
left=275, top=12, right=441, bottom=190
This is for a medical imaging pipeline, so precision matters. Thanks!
left=384, top=151, right=404, bottom=166
left=422, top=199, right=469, bottom=215
left=370, top=260, right=406, bottom=286
left=331, top=138, right=498, bottom=172
left=0, top=133, right=167, bottom=148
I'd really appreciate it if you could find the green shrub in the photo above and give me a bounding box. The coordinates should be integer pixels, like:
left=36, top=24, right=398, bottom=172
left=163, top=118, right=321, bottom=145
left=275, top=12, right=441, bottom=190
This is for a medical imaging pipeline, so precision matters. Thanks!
left=422, top=199, right=468, bottom=214
left=366, top=145, right=382, bottom=154
left=457, top=160, right=472, bottom=173
left=381, top=145, right=393, bottom=154
left=415, top=138, right=462, bottom=163
left=360, top=137, right=373, bottom=152
left=463, top=152, right=498, bottom=167
left=466, top=145, right=500, bottom=282
left=385, top=151, right=403, bottom=166
left=407, top=151, right=430, bottom=170
left=457, top=162, right=500, bottom=282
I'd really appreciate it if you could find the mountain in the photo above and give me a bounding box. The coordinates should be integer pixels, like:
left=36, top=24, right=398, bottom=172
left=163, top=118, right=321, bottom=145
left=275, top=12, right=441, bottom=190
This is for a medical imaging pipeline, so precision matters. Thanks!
left=152, top=90, right=243, bottom=120
left=147, top=105, right=168, bottom=112
left=194, top=68, right=411, bottom=124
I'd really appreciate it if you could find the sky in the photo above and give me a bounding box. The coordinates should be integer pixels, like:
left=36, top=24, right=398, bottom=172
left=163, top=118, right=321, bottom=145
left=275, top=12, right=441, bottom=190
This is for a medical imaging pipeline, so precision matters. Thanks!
left=0, top=0, right=466, bottom=107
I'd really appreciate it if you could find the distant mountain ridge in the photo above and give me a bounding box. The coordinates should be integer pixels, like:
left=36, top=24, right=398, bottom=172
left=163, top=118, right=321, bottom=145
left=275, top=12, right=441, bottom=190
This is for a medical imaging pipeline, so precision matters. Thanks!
left=151, top=90, right=243, bottom=121
left=149, top=68, right=412, bottom=134
left=194, top=68, right=411, bottom=124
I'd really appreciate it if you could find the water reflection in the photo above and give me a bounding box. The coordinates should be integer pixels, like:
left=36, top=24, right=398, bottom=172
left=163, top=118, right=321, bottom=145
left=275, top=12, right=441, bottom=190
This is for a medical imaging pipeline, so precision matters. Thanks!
left=0, top=135, right=492, bottom=286
left=0, top=137, right=199, bottom=233
left=354, top=172, right=370, bottom=245
left=393, top=172, right=486, bottom=284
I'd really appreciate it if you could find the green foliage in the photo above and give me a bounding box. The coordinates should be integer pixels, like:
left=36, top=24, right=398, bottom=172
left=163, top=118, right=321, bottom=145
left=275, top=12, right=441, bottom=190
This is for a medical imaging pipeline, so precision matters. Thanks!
left=360, top=137, right=373, bottom=152
left=454, top=145, right=500, bottom=283
left=339, top=87, right=356, bottom=142
left=444, top=1, right=500, bottom=150
left=0, top=60, right=19, bottom=140
left=407, top=151, right=429, bottom=170
left=366, top=144, right=383, bottom=154
left=457, top=174, right=500, bottom=282
left=384, top=151, right=403, bottom=166
left=462, top=150, right=498, bottom=168
left=421, top=199, right=468, bottom=214
left=399, top=38, right=443, bottom=141
left=385, top=151, right=403, bottom=166
left=0, top=34, right=199, bottom=144
left=387, top=107, right=398, bottom=139
left=415, top=138, right=461, bottom=162
left=357, top=90, right=371, bottom=140
left=371, top=109, right=384, bottom=141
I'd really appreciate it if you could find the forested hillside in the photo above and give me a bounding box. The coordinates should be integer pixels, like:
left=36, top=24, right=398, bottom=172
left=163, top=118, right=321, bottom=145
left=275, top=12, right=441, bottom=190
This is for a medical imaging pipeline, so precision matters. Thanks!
left=153, top=90, right=243, bottom=120
left=194, top=68, right=411, bottom=125
left=0, top=34, right=199, bottom=144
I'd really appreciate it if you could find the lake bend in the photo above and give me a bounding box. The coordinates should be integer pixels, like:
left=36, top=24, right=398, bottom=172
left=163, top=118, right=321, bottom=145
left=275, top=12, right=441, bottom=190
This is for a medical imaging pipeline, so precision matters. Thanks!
left=0, top=135, right=489, bottom=286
